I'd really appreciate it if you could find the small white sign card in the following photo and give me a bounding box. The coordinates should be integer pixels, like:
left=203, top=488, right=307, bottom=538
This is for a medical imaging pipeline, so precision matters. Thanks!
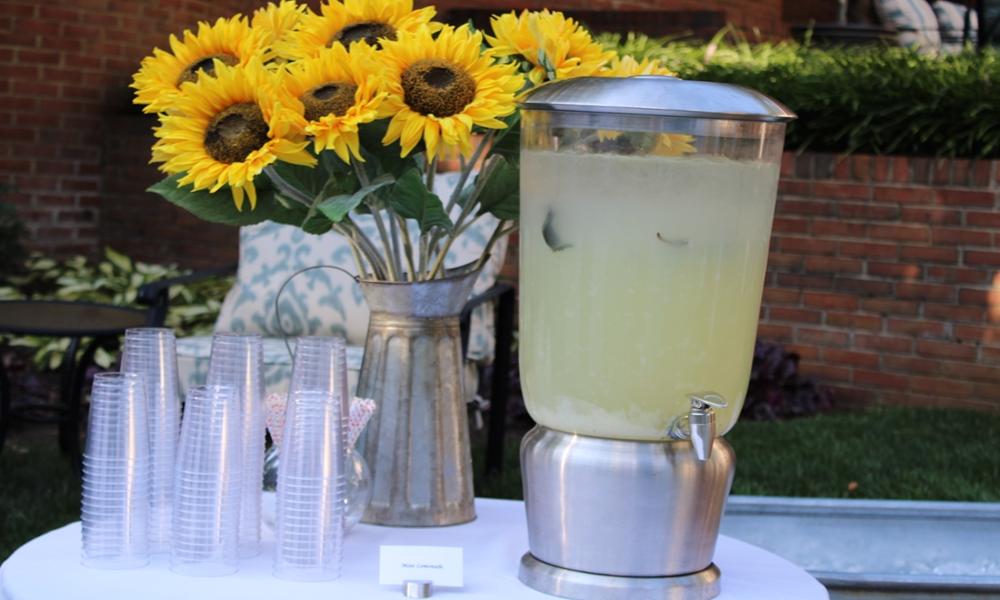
left=379, top=545, right=464, bottom=588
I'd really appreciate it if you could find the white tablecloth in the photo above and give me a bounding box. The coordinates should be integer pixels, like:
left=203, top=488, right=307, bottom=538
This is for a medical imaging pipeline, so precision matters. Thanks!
left=0, top=498, right=827, bottom=600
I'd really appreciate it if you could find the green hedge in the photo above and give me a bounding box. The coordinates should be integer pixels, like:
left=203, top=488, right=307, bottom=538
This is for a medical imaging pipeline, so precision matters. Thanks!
left=602, top=31, right=1000, bottom=159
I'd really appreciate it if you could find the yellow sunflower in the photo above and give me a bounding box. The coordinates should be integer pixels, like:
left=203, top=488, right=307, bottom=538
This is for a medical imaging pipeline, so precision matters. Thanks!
left=377, top=25, right=524, bottom=158
left=277, top=0, right=437, bottom=61
left=486, top=10, right=615, bottom=86
left=651, top=133, right=697, bottom=157
left=252, top=0, right=310, bottom=63
left=281, top=43, right=386, bottom=162
left=599, top=55, right=675, bottom=77
left=152, top=59, right=316, bottom=210
left=132, top=16, right=265, bottom=114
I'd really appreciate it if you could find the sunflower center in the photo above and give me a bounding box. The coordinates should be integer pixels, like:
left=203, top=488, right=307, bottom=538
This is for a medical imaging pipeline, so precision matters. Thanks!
left=331, top=21, right=396, bottom=48
left=300, top=82, right=358, bottom=122
left=401, top=59, right=476, bottom=117
left=177, top=54, right=239, bottom=86
left=203, top=103, right=269, bottom=164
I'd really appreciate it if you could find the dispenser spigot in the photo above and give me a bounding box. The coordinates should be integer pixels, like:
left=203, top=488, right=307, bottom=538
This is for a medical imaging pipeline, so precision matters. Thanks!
left=668, top=393, right=727, bottom=462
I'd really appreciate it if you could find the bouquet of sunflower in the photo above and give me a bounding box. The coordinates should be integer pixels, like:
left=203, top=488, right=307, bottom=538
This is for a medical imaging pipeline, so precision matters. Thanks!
left=134, top=0, right=674, bottom=282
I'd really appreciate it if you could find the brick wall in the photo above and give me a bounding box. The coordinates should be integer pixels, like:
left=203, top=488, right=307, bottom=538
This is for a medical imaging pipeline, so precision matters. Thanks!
left=761, top=153, right=1000, bottom=411
left=0, top=0, right=256, bottom=261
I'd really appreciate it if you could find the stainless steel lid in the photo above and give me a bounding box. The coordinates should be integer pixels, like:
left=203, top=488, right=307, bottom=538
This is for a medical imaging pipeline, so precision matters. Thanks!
left=520, top=76, right=796, bottom=123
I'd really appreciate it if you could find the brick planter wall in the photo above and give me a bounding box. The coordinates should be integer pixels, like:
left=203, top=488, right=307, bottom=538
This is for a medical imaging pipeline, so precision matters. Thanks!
left=0, top=0, right=257, bottom=260
left=762, top=153, right=1000, bottom=411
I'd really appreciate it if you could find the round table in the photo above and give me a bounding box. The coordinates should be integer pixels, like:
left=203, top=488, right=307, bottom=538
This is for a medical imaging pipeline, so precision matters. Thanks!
left=0, top=498, right=827, bottom=600
left=0, top=300, right=151, bottom=460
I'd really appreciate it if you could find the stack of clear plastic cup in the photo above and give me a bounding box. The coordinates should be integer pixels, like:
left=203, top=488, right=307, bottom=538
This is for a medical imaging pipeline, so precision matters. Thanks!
left=120, top=327, right=181, bottom=553
left=170, top=385, right=243, bottom=577
left=206, top=332, right=265, bottom=558
left=274, top=389, right=346, bottom=581
left=81, top=372, right=150, bottom=569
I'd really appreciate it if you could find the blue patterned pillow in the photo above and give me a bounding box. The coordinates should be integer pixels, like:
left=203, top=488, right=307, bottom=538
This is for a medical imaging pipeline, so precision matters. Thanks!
left=875, top=0, right=942, bottom=50
left=933, top=0, right=978, bottom=52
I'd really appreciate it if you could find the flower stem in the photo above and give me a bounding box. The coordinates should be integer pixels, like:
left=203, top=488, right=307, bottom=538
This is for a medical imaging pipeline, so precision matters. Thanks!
left=263, top=166, right=312, bottom=207
left=396, top=214, right=417, bottom=280
left=475, top=220, right=517, bottom=271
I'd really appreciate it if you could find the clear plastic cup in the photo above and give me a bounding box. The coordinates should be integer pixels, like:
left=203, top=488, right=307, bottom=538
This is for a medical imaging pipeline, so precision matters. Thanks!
left=273, top=388, right=345, bottom=582
left=170, top=385, right=242, bottom=577
left=81, top=372, right=150, bottom=570
left=207, top=332, right=265, bottom=558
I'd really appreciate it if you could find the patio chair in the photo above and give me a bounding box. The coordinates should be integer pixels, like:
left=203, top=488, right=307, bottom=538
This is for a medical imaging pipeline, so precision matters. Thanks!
left=136, top=170, right=516, bottom=473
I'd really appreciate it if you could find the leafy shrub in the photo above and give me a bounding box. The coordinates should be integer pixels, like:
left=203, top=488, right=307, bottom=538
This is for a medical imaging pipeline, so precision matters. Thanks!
left=0, top=248, right=232, bottom=370
left=742, top=340, right=833, bottom=420
left=602, top=29, right=1000, bottom=158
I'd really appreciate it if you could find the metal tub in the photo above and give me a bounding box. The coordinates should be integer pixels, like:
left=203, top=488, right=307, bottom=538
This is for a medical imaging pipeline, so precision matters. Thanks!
left=721, top=496, right=1000, bottom=599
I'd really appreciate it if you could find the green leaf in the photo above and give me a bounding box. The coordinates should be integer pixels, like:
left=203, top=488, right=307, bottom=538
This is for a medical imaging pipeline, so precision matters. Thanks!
left=490, top=113, right=521, bottom=163
left=269, top=159, right=327, bottom=197
left=316, top=174, right=394, bottom=223
left=389, top=169, right=452, bottom=234
left=147, top=174, right=274, bottom=227
left=474, top=156, right=519, bottom=221
left=358, top=119, right=419, bottom=178
left=103, top=247, right=132, bottom=272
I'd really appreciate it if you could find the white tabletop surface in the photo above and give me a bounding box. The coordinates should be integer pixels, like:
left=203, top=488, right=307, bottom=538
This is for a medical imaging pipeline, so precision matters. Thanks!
left=1, top=498, right=827, bottom=600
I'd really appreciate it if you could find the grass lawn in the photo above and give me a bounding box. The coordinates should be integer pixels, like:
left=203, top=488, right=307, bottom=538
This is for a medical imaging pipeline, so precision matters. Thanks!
left=474, top=406, right=1000, bottom=501
left=2, top=406, right=999, bottom=563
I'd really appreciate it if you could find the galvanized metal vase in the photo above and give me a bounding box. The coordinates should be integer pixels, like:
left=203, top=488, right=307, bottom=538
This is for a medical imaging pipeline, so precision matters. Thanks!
left=357, top=266, right=480, bottom=526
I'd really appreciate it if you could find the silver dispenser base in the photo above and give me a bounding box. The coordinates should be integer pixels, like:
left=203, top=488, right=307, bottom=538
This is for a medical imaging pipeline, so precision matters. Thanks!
left=519, top=554, right=721, bottom=600
left=518, top=426, right=735, bottom=600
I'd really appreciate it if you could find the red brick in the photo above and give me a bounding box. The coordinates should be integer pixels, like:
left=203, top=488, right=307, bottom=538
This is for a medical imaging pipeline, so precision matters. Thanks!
left=910, top=375, right=974, bottom=398
left=916, top=339, right=977, bottom=361
left=940, top=361, right=1000, bottom=383
left=853, top=369, right=910, bottom=390
left=854, top=334, right=913, bottom=354
left=776, top=199, right=834, bottom=216
left=951, top=159, right=970, bottom=187
left=935, top=188, right=995, bottom=207
left=967, top=212, right=1000, bottom=228
left=931, top=160, right=951, bottom=185
left=899, top=245, right=958, bottom=263
left=812, top=182, right=871, bottom=201
left=780, top=153, right=795, bottom=177
left=806, top=256, right=864, bottom=274
left=836, top=203, right=900, bottom=220
left=952, top=324, right=994, bottom=344
left=823, top=348, right=879, bottom=369
left=873, top=157, right=891, bottom=183
left=835, top=277, right=893, bottom=296
left=772, top=217, right=809, bottom=234
left=896, top=282, right=955, bottom=302
left=883, top=355, right=942, bottom=376
left=769, top=307, right=822, bottom=324
left=778, top=180, right=812, bottom=195
left=869, top=224, right=930, bottom=243
left=852, top=155, right=872, bottom=182
left=812, top=219, right=867, bottom=238
left=757, top=323, right=794, bottom=341
left=873, top=186, right=934, bottom=204
left=899, top=207, right=961, bottom=225
left=804, top=291, right=858, bottom=310
left=799, top=363, right=852, bottom=382
left=838, top=241, right=897, bottom=259
left=862, top=298, right=921, bottom=316
left=924, top=303, right=986, bottom=323
left=776, top=272, right=835, bottom=290
left=767, top=252, right=804, bottom=270
left=934, top=228, right=992, bottom=246
left=763, top=288, right=802, bottom=305
left=825, top=312, right=882, bottom=331
left=786, top=343, right=822, bottom=360
left=958, top=287, right=994, bottom=306
left=867, top=262, right=921, bottom=280
left=965, top=251, right=1000, bottom=267
left=982, top=347, right=1000, bottom=365
left=781, top=237, right=838, bottom=256
left=887, top=318, right=946, bottom=337
left=797, top=328, right=851, bottom=347
left=971, top=161, right=993, bottom=186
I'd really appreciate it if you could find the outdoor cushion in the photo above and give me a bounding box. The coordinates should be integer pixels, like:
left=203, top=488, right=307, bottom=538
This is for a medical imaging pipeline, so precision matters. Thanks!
left=933, top=0, right=979, bottom=51
left=176, top=170, right=505, bottom=397
left=875, top=0, right=943, bottom=50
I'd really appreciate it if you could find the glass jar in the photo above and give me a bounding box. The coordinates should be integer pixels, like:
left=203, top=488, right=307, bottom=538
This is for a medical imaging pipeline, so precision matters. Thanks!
left=519, top=76, right=790, bottom=441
